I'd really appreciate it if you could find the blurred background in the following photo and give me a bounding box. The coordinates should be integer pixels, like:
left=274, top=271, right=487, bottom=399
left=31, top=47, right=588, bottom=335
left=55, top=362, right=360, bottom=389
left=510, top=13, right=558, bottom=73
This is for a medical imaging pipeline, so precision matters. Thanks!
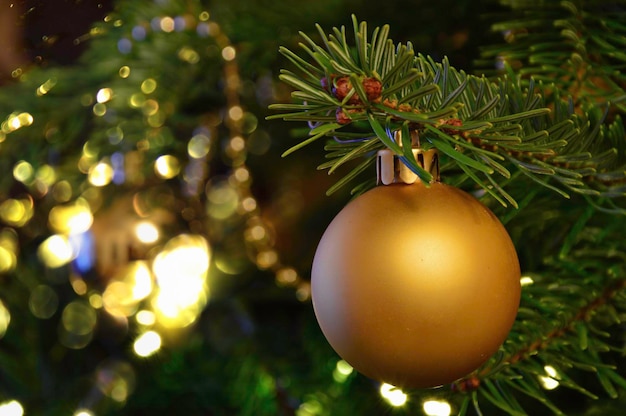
left=2, top=1, right=620, bottom=415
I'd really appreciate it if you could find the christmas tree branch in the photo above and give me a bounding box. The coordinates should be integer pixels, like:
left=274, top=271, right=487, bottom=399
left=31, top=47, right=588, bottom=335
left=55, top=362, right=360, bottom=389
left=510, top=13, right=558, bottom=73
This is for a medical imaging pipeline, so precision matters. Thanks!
left=269, top=16, right=626, bottom=207
left=451, top=214, right=626, bottom=414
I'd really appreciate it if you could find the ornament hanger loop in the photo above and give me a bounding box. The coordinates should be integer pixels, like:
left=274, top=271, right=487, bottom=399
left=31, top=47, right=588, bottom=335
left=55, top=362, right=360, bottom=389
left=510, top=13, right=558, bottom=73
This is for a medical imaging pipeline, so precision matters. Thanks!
left=376, top=130, right=439, bottom=185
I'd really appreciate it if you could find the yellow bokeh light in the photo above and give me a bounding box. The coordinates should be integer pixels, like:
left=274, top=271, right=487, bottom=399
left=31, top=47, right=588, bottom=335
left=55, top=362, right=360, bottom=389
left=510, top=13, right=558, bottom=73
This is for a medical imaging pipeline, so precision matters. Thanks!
left=178, top=47, right=200, bottom=64
left=228, top=105, right=243, bottom=121
left=152, top=234, right=211, bottom=328
left=96, top=88, right=113, bottom=103
left=88, top=162, right=114, bottom=187
left=135, top=221, right=159, bottom=244
left=141, top=78, right=157, bottom=94
left=103, top=281, right=137, bottom=317
left=48, top=200, right=93, bottom=235
left=89, top=293, right=104, bottom=309
left=37, top=78, right=57, bottom=96
left=0, top=198, right=33, bottom=227
left=0, top=400, right=24, bottom=416
left=13, top=160, right=34, bottom=183
left=28, top=285, right=59, bottom=319
left=133, top=331, right=162, bottom=357
left=0, top=299, right=10, bottom=339
left=0, top=246, right=16, bottom=273
left=332, top=360, right=353, bottom=383
left=539, top=365, right=560, bottom=390
left=187, top=133, right=211, bottom=159
left=520, top=276, right=534, bottom=286
left=221, top=46, right=236, bottom=61
left=136, top=310, right=156, bottom=326
left=93, top=102, right=107, bottom=117
left=160, top=16, right=175, bottom=32
left=3, top=112, right=33, bottom=133
left=73, top=410, right=94, bottom=416
left=199, top=11, right=209, bottom=21
left=423, top=399, right=452, bottom=416
left=38, top=234, right=73, bottom=268
left=380, top=383, right=408, bottom=407
left=154, top=155, right=180, bottom=179
left=62, top=301, right=97, bottom=336
left=119, top=65, right=131, bottom=78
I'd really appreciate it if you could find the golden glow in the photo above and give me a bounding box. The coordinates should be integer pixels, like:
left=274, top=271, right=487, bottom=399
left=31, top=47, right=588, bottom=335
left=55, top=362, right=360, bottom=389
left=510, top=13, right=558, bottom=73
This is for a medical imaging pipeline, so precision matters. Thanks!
left=73, top=409, right=95, bottom=416
left=3, top=112, right=33, bottom=133
left=93, top=103, right=107, bottom=116
left=88, top=161, right=114, bottom=187
left=0, top=198, right=33, bottom=227
left=13, top=160, right=34, bottom=183
left=102, top=281, right=137, bottom=316
left=160, top=16, right=175, bottom=32
left=520, top=276, right=534, bottom=286
left=28, top=285, right=59, bottom=319
left=136, top=310, right=156, bottom=326
left=36, top=164, right=57, bottom=186
left=89, top=293, right=103, bottom=309
left=332, top=360, right=353, bottom=383
left=0, top=246, right=16, bottom=273
left=241, top=197, right=257, bottom=212
left=276, top=268, right=298, bottom=287
left=207, top=182, right=239, bottom=219
left=178, top=47, right=200, bottom=64
left=48, top=200, right=93, bottom=234
left=142, top=99, right=159, bottom=116
left=539, top=365, right=560, bottom=390
left=135, top=221, right=159, bottom=244
left=0, top=299, right=10, bottom=339
left=70, top=277, right=88, bottom=295
left=103, top=262, right=153, bottom=317
left=38, top=234, right=73, bottom=268
left=96, top=88, right=113, bottom=103
left=256, top=250, right=278, bottom=269
left=133, top=331, right=162, bottom=357
left=37, top=78, right=57, bottom=96
left=187, top=133, right=211, bottom=158
left=119, top=65, right=131, bottom=78
left=199, top=11, right=210, bottom=21
left=129, top=93, right=144, bottom=108
left=221, top=46, right=236, bottom=61
left=152, top=234, right=211, bottom=328
left=154, top=155, right=180, bottom=179
left=379, top=383, right=408, bottom=407
left=141, top=78, right=157, bottom=94
left=228, top=105, right=243, bottom=121
left=0, top=400, right=24, bottom=416
left=62, top=301, right=97, bottom=336
left=423, top=399, right=452, bottom=416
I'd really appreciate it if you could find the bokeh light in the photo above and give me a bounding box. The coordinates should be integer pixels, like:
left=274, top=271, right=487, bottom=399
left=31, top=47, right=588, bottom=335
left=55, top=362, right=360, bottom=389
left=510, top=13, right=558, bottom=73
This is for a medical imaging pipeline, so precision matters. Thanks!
left=0, top=400, right=24, bottom=416
left=38, top=234, right=74, bottom=268
left=0, top=300, right=10, bottom=339
left=423, top=399, right=452, bottom=416
left=133, top=331, right=162, bottom=357
left=152, top=234, right=211, bottom=328
left=379, top=383, right=408, bottom=407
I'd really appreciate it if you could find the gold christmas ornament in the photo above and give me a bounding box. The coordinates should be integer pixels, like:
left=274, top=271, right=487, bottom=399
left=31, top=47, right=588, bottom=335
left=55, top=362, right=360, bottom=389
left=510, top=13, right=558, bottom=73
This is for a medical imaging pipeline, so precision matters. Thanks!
left=311, top=148, right=521, bottom=389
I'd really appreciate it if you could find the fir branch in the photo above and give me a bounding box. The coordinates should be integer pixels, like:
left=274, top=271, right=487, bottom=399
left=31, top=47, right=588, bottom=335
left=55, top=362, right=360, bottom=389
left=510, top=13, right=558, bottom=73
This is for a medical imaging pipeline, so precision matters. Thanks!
left=270, top=16, right=626, bottom=204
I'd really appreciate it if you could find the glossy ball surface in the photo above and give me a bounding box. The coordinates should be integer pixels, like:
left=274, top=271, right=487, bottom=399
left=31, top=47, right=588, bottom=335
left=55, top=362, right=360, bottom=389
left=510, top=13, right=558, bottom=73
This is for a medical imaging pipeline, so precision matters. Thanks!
left=311, top=182, right=521, bottom=388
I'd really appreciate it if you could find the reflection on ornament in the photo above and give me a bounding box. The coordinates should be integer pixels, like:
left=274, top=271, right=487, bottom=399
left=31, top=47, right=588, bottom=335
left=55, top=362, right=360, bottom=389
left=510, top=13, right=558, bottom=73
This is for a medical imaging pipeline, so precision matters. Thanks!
left=311, top=149, right=521, bottom=388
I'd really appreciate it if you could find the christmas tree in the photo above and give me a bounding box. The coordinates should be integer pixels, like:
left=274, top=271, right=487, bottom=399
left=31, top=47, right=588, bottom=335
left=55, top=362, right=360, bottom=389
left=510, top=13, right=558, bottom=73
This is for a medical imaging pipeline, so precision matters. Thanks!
left=0, top=0, right=625, bottom=415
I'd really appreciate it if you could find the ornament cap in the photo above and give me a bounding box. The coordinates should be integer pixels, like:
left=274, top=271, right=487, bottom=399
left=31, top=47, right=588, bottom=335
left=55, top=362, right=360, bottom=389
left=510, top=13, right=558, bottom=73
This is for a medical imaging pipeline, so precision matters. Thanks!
left=376, top=143, right=439, bottom=186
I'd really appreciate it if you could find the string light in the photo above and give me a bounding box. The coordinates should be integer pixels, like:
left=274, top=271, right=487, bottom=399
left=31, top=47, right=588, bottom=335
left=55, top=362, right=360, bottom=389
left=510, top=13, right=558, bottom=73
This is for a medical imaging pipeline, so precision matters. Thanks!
left=423, top=399, right=452, bottom=416
left=0, top=400, right=24, bottom=416
left=379, top=383, right=408, bottom=407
